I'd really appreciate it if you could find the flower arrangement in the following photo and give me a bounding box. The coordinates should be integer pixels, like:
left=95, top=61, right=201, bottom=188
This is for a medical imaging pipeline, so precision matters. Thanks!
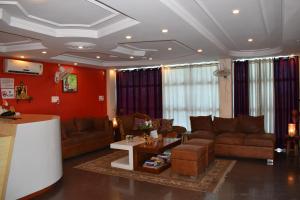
left=138, top=120, right=152, bottom=130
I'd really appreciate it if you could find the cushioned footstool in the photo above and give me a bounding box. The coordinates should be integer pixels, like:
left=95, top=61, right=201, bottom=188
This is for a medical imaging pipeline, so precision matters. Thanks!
left=185, top=138, right=215, bottom=167
left=171, top=144, right=206, bottom=177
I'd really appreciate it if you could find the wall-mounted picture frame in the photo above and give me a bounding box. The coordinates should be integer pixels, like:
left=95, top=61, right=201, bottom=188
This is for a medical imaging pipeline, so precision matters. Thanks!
left=63, top=74, right=78, bottom=93
left=15, top=82, right=28, bottom=99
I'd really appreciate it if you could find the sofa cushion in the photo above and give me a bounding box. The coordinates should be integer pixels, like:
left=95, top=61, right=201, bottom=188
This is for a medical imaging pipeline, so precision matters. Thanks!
left=93, top=116, right=108, bottom=131
left=61, top=120, right=77, bottom=136
left=188, top=130, right=215, bottom=140
left=74, top=118, right=94, bottom=132
left=216, top=133, right=246, bottom=145
left=237, top=115, right=265, bottom=134
left=159, top=119, right=174, bottom=132
left=190, top=116, right=213, bottom=132
left=244, top=134, right=274, bottom=147
left=213, top=117, right=238, bottom=134
left=62, top=132, right=103, bottom=146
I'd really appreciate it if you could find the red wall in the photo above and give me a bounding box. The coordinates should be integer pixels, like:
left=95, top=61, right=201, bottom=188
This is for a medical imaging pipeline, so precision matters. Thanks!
left=0, top=57, right=107, bottom=120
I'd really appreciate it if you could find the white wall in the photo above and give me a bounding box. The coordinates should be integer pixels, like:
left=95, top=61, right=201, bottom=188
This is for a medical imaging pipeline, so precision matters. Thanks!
left=106, top=69, right=117, bottom=119
left=218, top=58, right=233, bottom=118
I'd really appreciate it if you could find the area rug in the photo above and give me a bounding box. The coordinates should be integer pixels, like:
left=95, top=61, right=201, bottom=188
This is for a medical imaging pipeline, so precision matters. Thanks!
left=75, top=151, right=236, bottom=193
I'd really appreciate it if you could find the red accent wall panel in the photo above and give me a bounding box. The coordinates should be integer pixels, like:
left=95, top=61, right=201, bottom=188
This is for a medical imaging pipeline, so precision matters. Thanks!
left=0, top=57, right=107, bottom=120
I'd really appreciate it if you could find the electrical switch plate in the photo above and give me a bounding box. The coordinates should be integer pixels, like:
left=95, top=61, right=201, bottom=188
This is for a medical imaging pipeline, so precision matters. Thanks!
left=51, top=96, right=59, bottom=103
left=98, top=96, right=104, bottom=101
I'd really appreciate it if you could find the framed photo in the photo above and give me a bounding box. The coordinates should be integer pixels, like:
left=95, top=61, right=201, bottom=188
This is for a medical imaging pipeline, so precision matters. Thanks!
left=63, top=74, right=77, bottom=93
left=15, top=84, right=27, bottom=99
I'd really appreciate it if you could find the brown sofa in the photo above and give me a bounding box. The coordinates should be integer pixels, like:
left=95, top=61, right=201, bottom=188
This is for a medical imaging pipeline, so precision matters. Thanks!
left=117, top=113, right=187, bottom=140
left=61, top=116, right=113, bottom=159
left=188, top=115, right=275, bottom=160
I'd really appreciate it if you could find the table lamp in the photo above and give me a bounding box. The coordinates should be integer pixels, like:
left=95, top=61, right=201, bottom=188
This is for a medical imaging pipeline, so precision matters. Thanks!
left=288, top=123, right=296, bottom=137
left=112, top=117, right=118, bottom=128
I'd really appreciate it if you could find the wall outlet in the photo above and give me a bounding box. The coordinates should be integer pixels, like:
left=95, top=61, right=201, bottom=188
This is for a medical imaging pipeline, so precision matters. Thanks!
left=98, top=96, right=104, bottom=101
left=51, top=96, right=60, bottom=104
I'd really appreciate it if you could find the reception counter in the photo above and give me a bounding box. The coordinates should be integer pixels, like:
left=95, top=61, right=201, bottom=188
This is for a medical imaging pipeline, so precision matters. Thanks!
left=0, top=114, right=63, bottom=200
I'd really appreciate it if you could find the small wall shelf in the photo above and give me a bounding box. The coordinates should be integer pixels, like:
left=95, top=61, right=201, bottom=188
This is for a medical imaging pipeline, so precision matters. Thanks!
left=16, top=97, right=32, bottom=103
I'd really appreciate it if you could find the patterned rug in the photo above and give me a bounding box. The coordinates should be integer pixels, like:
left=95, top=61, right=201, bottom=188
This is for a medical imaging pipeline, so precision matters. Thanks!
left=75, top=151, right=236, bottom=193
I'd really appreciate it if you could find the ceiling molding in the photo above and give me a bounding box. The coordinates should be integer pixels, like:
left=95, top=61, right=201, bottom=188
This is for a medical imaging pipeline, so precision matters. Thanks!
left=160, top=0, right=227, bottom=52
left=193, top=0, right=238, bottom=48
left=97, top=17, right=140, bottom=38
left=0, top=42, right=46, bottom=52
left=121, top=44, right=158, bottom=52
left=111, top=46, right=145, bottom=56
left=258, top=0, right=271, bottom=35
left=0, top=31, right=34, bottom=46
left=229, top=46, right=282, bottom=57
left=51, top=54, right=103, bottom=66
left=0, top=6, right=139, bottom=38
left=0, top=0, right=119, bottom=27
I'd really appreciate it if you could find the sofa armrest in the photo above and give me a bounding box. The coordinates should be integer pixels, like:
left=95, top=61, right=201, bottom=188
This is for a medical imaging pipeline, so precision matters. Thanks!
left=172, top=125, right=187, bottom=138
left=104, top=120, right=114, bottom=137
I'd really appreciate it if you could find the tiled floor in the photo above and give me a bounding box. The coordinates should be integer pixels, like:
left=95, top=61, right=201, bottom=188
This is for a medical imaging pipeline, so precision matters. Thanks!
left=37, top=149, right=300, bottom=200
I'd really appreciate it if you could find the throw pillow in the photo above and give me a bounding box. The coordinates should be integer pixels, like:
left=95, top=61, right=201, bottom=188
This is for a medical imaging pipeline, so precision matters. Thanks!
left=152, top=119, right=161, bottom=130
left=190, top=115, right=213, bottom=132
left=159, top=119, right=174, bottom=132
left=237, top=115, right=265, bottom=134
left=213, top=117, right=237, bottom=134
left=74, top=118, right=94, bottom=132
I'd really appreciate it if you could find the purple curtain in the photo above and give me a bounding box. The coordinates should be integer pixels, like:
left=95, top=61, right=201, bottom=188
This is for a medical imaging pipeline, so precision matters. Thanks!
left=116, top=68, right=162, bottom=118
left=274, top=57, right=299, bottom=149
left=234, top=60, right=249, bottom=117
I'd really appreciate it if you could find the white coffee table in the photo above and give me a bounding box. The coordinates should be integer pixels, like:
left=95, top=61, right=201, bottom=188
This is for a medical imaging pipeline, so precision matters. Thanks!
left=110, top=137, right=145, bottom=170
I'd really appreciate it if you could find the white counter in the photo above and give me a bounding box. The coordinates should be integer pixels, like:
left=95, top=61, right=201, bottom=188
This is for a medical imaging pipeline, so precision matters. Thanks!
left=0, top=114, right=63, bottom=200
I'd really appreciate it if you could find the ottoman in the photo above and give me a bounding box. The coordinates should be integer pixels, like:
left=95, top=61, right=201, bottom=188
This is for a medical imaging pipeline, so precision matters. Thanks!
left=171, top=144, right=206, bottom=177
left=185, top=138, right=215, bottom=167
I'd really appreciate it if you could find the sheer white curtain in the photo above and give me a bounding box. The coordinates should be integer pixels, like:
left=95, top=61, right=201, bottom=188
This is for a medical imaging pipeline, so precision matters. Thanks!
left=249, top=59, right=274, bottom=133
left=162, top=64, right=219, bottom=130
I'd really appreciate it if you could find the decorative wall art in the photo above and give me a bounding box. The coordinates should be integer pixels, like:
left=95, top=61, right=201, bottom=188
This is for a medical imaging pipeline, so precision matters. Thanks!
left=63, top=74, right=78, bottom=93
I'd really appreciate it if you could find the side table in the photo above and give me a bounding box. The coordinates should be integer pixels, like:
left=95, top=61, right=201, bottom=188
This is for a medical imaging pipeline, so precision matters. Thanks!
left=286, top=136, right=299, bottom=156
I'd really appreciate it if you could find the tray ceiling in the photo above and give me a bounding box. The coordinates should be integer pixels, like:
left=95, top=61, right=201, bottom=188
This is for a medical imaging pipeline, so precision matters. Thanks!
left=0, top=0, right=299, bottom=68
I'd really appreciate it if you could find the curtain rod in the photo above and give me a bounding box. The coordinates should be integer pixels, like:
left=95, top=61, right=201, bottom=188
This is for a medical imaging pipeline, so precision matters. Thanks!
left=117, top=61, right=219, bottom=71
left=233, top=55, right=295, bottom=62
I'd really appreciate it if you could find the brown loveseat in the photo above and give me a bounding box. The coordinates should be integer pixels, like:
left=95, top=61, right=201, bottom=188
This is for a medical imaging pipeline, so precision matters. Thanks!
left=188, top=115, right=275, bottom=160
left=117, top=113, right=187, bottom=139
left=61, top=116, right=113, bottom=159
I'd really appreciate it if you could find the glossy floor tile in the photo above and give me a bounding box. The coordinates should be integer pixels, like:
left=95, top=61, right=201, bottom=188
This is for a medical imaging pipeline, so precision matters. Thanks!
left=36, top=149, right=300, bottom=200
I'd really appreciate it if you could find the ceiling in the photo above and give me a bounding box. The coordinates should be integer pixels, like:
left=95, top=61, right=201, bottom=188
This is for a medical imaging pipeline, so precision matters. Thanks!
left=0, top=0, right=299, bottom=68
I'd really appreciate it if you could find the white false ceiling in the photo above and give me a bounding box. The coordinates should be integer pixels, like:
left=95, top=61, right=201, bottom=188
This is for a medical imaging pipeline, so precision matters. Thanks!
left=0, top=0, right=299, bottom=68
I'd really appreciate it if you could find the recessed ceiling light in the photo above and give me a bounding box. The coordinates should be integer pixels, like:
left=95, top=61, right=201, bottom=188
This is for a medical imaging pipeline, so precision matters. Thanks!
left=149, top=57, right=153, bottom=60
left=232, top=9, right=240, bottom=14
left=197, top=49, right=203, bottom=53
left=20, top=56, right=25, bottom=59
left=125, top=35, right=132, bottom=39
left=130, top=56, right=134, bottom=59
left=42, top=51, right=47, bottom=54
left=96, top=56, right=101, bottom=59
left=290, top=54, right=295, bottom=57
left=78, top=46, right=83, bottom=49
left=168, top=47, right=172, bottom=51
left=74, top=63, right=78, bottom=66
left=248, top=38, right=254, bottom=42
left=162, top=29, right=168, bottom=33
